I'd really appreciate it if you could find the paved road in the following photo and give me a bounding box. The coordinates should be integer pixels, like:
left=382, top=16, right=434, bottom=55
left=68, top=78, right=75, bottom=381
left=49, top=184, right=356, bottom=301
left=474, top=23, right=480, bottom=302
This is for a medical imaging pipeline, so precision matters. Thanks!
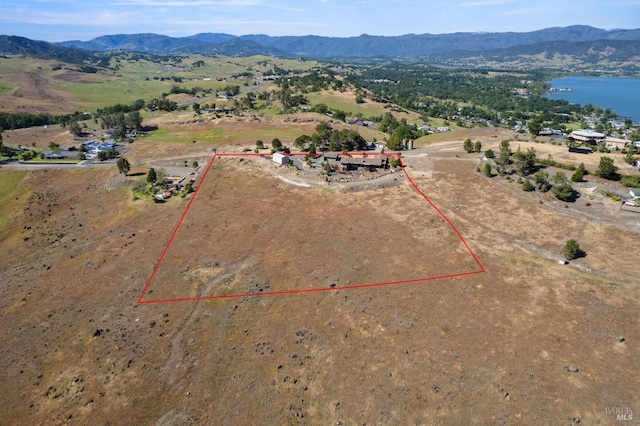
left=1, top=159, right=115, bottom=170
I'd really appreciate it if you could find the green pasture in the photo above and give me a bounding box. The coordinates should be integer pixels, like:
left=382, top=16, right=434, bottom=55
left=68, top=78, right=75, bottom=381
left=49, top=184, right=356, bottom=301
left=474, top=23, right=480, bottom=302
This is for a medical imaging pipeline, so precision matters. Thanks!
left=0, top=81, right=15, bottom=96
left=0, top=170, right=27, bottom=232
left=148, top=126, right=310, bottom=145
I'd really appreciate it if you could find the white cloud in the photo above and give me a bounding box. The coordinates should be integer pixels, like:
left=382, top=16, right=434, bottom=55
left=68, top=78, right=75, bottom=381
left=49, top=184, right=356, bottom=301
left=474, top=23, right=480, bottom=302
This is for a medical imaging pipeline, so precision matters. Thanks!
left=0, top=8, right=135, bottom=27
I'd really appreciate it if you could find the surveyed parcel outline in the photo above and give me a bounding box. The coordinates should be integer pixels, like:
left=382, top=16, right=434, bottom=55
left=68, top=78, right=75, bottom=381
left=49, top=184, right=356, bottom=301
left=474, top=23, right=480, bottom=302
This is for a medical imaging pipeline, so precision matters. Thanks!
left=138, top=152, right=485, bottom=304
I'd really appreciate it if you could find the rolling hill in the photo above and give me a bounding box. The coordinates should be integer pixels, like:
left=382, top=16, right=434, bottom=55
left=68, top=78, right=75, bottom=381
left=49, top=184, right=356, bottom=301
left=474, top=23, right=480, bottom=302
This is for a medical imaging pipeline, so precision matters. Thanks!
left=48, top=25, right=640, bottom=59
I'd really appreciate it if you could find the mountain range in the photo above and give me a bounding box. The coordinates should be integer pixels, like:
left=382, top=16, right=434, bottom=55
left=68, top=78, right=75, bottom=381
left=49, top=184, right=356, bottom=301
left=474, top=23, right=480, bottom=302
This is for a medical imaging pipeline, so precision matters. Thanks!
left=1, top=26, right=640, bottom=60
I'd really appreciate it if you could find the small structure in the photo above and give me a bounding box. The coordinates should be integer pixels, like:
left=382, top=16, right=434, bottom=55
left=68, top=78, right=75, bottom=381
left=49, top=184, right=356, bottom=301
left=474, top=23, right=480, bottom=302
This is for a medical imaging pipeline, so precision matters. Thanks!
left=272, top=152, right=290, bottom=165
left=437, top=127, right=450, bottom=133
left=558, top=259, right=568, bottom=265
left=629, top=188, right=640, bottom=199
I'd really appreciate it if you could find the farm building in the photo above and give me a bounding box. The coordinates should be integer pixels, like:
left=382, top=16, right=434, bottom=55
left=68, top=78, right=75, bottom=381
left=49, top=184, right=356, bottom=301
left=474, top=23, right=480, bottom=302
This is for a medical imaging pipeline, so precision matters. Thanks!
left=272, top=152, right=290, bottom=165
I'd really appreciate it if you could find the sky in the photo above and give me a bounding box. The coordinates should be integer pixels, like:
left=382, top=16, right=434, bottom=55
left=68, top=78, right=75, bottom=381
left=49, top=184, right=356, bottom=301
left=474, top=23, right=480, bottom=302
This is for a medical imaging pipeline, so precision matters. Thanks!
left=1, top=0, right=639, bottom=42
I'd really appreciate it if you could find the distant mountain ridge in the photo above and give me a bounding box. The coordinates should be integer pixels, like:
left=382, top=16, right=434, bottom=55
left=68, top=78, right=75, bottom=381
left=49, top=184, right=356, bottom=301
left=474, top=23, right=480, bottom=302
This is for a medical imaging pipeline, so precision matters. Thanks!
left=2, top=26, right=640, bottom=61
left=0, top=35, right=91, bottom=62
left=50, top=25, right=640, bottom=58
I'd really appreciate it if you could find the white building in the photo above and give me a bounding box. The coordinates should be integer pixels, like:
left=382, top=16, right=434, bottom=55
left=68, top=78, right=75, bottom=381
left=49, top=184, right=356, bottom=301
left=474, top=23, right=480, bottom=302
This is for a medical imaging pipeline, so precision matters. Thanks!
left=568, top=130, right=605, bottom=144
left=272, top=152, right=290, bottom=165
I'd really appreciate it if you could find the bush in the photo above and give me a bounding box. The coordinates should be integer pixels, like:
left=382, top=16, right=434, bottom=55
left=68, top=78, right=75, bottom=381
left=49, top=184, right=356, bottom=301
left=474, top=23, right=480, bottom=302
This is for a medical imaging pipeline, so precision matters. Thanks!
left=563, top=239, right=585, bottom=260
left=484, top=149, right=495, bottom=159
left=522, top=180, right=534, bottom=191
left=482, top=163, right=492, bottom=177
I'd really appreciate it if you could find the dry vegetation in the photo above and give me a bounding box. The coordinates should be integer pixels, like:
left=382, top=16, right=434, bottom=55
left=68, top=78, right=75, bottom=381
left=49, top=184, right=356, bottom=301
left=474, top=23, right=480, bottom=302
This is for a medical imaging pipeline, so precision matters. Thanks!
left=1, top=53, right=639, bottom=424
left=1, top=134, right=639, bottom=424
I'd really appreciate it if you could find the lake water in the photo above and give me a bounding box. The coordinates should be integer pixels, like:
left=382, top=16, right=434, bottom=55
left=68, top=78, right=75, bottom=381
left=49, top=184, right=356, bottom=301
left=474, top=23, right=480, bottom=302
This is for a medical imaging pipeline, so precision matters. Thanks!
left=545, top=77, right=640, bottom=122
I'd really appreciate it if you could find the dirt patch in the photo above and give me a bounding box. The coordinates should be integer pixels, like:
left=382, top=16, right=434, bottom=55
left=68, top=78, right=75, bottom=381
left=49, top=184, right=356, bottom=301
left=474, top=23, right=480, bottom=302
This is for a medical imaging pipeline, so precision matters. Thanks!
left=143, top=158, right=477, bottom=301
left=0, top=70, right=78, bottom=114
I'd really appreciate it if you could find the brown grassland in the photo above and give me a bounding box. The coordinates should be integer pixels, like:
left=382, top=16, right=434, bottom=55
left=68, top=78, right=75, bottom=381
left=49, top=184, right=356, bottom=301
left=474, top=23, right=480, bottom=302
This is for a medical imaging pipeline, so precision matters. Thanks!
left=1, top=120, right=639, bottom=424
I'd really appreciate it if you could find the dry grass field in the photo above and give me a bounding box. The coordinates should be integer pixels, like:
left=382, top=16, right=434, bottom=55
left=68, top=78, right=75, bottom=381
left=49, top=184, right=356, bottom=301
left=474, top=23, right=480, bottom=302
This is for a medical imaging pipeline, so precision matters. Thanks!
left=1, top=133, right=639, bottom=424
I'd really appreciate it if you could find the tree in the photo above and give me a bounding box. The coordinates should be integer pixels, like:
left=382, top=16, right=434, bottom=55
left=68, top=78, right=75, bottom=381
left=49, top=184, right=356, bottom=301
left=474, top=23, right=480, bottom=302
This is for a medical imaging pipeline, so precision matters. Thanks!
left=117, top=157, right=130, bottom=176
left=126, top=111, right=143, bottom=131
left=312, top=103, right=329, bottom=114
left=294, top=134, right=312, bottom=151
left=527, top=115, right=544, bottom=137
left=192, top=103, right=201, bottom=115
left=271, top=138, right=283, bottom=151
left=595, top=156, right=618, bottom=180
left=513, top=146, right=537, bottom=176
left=551, top=172, right=575, bottom=201
left=69, top=120, right=83, bottom=137
left=333, top=110, right=346, bottom=121
left=463, top=138, right=473, bottom=153
left=624, top=145, right=637, bottom=165
left=571, top=163, right=587, bottom=182
left=563, top=239, right=585, bottom=260
left=482, top=163, right=492, bottom=177
left=256, top=140, right=264, bottom=150
left=484, top=149, right=495, bottom=159
left=147, top=167, right=157, bottom=183
left=474, top=140, right=482, bottom=153
left=533, top=170, right=551, bottom=192
left=496, top=140, right=511, bottom=174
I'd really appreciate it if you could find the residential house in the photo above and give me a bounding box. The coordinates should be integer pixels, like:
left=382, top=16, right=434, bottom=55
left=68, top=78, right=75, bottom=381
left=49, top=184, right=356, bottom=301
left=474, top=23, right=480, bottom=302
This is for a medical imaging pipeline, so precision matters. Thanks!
left=42, top=149, right=80, bottom=160
left=339, top=155, right=388, bottom=172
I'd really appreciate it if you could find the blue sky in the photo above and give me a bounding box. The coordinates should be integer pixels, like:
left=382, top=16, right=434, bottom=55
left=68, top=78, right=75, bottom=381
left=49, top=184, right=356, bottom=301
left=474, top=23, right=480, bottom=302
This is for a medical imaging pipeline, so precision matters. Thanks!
left=1, top=0, right=639, bottom=42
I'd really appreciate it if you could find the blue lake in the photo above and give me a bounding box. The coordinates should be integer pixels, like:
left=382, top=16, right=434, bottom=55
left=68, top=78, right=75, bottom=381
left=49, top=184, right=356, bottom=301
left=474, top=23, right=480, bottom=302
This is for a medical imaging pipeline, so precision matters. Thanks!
left=545, top=76, right=640, bottom=122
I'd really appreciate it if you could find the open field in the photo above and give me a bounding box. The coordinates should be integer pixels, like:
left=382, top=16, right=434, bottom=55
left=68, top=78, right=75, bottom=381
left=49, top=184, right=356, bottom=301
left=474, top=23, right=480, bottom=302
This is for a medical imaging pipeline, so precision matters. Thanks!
left=1, top=52, right=640, bottom=423
left=1, top=133, right=639, bottom=424
left=0, top=54, right=320, bottom=114
left=142, top=157, right=480, bottom=301
left=306, top=90, right=424, bottom=122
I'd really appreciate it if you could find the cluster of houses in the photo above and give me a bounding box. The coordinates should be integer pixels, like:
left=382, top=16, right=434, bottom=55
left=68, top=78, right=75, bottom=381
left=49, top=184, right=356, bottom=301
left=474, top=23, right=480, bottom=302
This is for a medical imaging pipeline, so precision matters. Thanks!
left=39, top=139, right=121, bottom=161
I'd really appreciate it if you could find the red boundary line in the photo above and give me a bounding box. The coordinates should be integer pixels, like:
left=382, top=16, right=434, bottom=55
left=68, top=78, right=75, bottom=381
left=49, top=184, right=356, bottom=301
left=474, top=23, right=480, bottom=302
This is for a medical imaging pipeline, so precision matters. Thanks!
left=137, top=152, right=484, bottom=304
